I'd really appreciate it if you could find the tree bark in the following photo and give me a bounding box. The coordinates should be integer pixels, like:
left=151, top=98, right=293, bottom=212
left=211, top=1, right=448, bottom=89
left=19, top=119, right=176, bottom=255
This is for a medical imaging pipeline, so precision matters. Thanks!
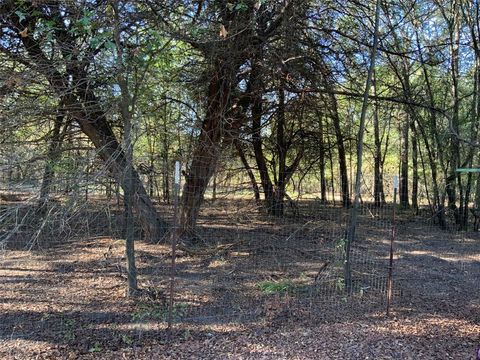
left=344, top=0, right=381, bottom=294
left=113, top=3, right=137, bottom=296
left=372, top=73, right=385, bottom=206
left=179, top=65, right=229, bottom=237
left=399, top=113, right=409, bottom=208
left=234, top=139, right=260, bottom=202
left=445, top=0, right=462, bottom=225
left=327, top=93, right=351, bottom=207
left=39, top=109, right=68, bottom=205
left=318, top=113, right=327, bottom=203
left=411, top=121, right=419, bottom=212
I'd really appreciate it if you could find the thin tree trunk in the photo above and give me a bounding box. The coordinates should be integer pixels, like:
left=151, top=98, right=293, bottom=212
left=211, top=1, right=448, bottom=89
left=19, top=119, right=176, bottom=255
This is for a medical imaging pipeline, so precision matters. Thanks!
left=39, top=109, right=68, bottom=205
left=234, top=139, right=260, bottom=202
left=113, top=2, right=137, bottom=296
left=273, top=81, right=287, bottom=216
left=372, top=72, right=385, bottom=206
left=318, top=113, right=327, bottom=203
left=411, top=121, right=419, bottom=212
left=414, top=29, right=446, bottom=228
left=399, top=113, right=409, bottom=208
left=162, top=98, right=170, bottom=204
left=417, top=135, right=432, bottom=213
left=327, top=132, right=336, bottom=204
left=327, top=93, right=351, bottom=207
left=345, top=0, right=381, bottom=294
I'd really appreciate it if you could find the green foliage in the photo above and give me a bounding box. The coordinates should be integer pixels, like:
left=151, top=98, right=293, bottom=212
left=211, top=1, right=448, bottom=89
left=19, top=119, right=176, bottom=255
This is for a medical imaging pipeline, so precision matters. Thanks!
left=15, top=10, right=26, bottom=22
left=62, top=319, right=77, bottom=342
left=88, top=342, right=103, bottom=353
left=257, top=280, right=295, bottom=294
left=121, top=334, right=134, bottom=345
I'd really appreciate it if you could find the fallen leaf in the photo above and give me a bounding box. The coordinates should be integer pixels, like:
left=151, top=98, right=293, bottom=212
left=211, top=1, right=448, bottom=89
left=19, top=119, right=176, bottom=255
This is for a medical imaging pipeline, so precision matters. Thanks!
left=219, top=24, right=228, bottom=38
left=19, top=27, right=28, bottom=38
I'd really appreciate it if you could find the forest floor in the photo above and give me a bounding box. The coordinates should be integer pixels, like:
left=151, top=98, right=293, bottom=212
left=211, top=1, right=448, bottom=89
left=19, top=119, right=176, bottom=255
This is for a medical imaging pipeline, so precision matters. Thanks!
left=0, top=200, right=479, bottom=359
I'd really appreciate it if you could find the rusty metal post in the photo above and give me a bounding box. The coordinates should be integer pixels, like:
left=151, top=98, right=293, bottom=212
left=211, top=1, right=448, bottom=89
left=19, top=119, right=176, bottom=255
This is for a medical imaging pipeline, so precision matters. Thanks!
left=386, top=176, right=398, bottom=316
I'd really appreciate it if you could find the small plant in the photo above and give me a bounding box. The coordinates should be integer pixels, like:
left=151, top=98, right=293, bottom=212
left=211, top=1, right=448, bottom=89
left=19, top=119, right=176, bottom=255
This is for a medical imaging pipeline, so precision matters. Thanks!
left=40, top=313, right=51, bottom=322
left=335, top=237, right=347, bottom=254
left=170, top=302, right=189, bottom=320
left=183, top=329, right=192, bottom=340
left=257, top=280, right=295, bottom=294
left=121, top=334, right=133, bottom=345
left=88, top=342, right=102, bottom=353
left=62, top=319, right=77, bottom=342
left=336, top=277, right=346, bottom=291
left=132, top=302, right=164, bottom=322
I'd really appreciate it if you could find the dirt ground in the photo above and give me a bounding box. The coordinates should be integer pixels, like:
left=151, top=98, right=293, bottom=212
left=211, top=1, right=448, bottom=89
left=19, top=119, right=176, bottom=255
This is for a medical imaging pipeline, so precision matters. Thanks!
left=0, top=201, right=479, bottom=359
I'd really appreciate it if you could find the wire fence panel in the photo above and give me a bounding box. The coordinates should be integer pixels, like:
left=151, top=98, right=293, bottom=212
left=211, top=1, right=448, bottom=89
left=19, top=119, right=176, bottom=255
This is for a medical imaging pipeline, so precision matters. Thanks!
left=1, top=152, right=479, bottom=357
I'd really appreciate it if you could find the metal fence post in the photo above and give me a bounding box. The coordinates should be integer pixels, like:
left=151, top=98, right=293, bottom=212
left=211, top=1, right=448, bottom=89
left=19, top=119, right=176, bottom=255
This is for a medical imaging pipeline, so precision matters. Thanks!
left=386, top=175, right=398, bottom=316
left=168, top=161, right=181, bottom=336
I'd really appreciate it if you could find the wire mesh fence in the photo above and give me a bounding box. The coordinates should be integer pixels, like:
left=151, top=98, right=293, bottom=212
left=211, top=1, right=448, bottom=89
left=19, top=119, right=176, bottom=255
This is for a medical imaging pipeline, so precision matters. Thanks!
left=0, top=151, right=479, bottom=355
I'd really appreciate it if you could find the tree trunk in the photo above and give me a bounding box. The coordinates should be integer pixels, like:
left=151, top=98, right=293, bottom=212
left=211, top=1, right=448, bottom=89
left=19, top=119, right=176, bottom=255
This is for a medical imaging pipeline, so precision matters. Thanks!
left=399, top=113, right=409, bottom=208
left=39, top=109, right=68, bottom=205
left=318, top=113, right=327, bottom=203
left=345, top=0, right=381, bottom=294
left=162, top=98, right=170, bottom=204
left=249, top=59, right=276, bottom=213
left=446, top=0, right=462, bottom=225
left=74, top=98, right=168, bottom=241
left=273, top=82, right=288, bottom=216
left=372, top=73, right=385, bottom=206
left=327, top=133, right=336, bottom=204
left=179, top=66, right=230, bottom=237
left=17, top=24, right=168, bottom=242
left=411, top=122, right=419, bottom=212
left=327, top=93, right=351, bottom=207
left=234, top=140, right=260, bottom=202
left=414, top=29, right=446, bottom=228
left=113, top=4, right=137, bottom=297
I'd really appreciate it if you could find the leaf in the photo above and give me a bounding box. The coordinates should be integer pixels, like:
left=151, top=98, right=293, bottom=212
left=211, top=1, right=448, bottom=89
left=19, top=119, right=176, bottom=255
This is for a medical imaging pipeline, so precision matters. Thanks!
left=19, top=27, right=28, bottom=38
left=105, top=40, right=116, bottom=51
left=15, top=10, right=26, bottom=23
left=219, top=24, right=228, bottom=38
left=235, top=2, right=248, bottom=11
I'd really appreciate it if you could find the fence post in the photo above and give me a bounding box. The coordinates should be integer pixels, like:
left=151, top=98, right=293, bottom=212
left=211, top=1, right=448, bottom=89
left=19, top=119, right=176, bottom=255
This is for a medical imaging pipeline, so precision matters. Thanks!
left=168, top=161, right=181, bottom=337
left=386, top=175, right=398, bottom=316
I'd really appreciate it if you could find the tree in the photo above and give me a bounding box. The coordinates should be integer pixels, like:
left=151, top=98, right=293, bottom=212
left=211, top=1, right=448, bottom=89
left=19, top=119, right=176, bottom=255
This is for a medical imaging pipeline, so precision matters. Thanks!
left=0, top=1, right=168, bottom=241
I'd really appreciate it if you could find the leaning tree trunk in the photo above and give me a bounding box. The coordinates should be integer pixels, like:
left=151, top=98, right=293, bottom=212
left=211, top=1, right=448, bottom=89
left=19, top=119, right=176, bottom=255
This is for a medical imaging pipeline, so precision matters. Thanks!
left=17, top=27, right=168, bottom=243
left=234, top=139, right=260, bottom=202
left=179, top=66, right=231, bottom=237
left=75, top=101, right=168, bottom=242
left=414, top=29, right=447, bottom=228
